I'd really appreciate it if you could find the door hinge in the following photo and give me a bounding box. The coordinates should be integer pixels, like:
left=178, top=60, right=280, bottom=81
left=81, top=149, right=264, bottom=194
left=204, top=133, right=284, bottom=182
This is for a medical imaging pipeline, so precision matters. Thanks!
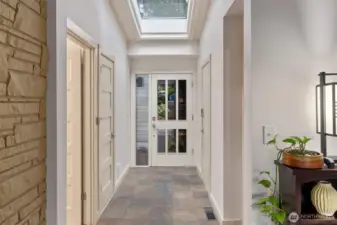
left=192, top=82, right=194, bottom=87
left=111, top=133, right=115, bottom=139
left=192, top=115, right=194, bottom=120
left=81, top=192, right=87, bottom=201
left=201, top=109, right=204, bottom=118
left=96, top=117, right=100, bottom=125
left=192, top=148, right=194, bottom=154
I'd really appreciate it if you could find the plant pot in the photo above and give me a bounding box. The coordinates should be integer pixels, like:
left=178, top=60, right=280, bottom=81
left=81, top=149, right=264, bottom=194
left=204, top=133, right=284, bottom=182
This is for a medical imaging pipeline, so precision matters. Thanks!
left=311, top=181, right=337, bottom=216
left=283, top=151, right=323, bottom=169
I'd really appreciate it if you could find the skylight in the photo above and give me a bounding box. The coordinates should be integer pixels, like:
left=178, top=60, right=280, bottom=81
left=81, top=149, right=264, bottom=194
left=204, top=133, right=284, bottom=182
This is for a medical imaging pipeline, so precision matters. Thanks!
left=137, top=0, right=189, bottom=19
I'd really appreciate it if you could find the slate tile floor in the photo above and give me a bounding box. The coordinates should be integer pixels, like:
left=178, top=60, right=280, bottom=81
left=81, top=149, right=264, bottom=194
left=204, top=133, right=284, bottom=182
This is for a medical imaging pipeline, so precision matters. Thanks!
left=97, top=167, right=219, bottom=225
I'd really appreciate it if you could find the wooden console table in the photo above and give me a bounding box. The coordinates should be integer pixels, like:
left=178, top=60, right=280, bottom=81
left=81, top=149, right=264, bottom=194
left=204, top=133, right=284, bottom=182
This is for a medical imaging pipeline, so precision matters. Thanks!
left=279, top=163, right=337, bottom=224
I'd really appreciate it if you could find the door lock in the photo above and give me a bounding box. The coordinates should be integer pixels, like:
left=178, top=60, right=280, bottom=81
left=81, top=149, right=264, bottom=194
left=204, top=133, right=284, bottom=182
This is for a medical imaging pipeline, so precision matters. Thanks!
left=152, top=124, right=156, bottom=128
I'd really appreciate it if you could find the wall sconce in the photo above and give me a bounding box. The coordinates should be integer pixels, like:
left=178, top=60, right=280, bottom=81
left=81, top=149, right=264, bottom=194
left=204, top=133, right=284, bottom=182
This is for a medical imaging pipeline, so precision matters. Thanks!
left=316, top=72, right=337, bottom=163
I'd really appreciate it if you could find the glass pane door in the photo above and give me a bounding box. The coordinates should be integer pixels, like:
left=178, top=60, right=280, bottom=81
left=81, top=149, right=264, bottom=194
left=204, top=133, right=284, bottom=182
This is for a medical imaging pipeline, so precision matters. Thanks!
left=151, top=74, right=192, bottom=166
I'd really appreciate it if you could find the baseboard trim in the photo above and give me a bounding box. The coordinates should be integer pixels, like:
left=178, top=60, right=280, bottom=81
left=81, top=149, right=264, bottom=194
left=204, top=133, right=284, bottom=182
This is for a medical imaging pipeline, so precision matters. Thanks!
left=209, top=193, right=224, bottom=224
left=115, top=163, right=130, bottom=191
left=222, top=219, right=242, bottom=225
left=196, top=166, right=223, bottom=225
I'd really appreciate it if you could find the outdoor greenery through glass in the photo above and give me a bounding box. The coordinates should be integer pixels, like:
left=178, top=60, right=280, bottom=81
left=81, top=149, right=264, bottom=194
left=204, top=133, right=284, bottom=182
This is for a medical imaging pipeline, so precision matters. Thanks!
left=137, top=0, right=189, bottom=19
left=157, top=80, right=166, bottom=120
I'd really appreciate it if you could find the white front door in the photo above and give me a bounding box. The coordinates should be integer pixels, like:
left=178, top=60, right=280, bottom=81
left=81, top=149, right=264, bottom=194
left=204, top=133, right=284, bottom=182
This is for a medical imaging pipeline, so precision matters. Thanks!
left=66, top=38, right=83, bottom=225
left=98, top=53, right=115, bottom=211
left=151, top=74, right=192, bottom=166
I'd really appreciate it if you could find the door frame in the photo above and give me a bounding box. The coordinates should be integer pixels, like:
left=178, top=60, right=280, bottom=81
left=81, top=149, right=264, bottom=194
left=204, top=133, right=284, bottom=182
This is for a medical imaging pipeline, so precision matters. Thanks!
left=130, top=71, right=195, bottom=167
left=96, top=50, right=116, bottom=220
left=200, top=55, right=212, bottom=192
left=67, top=18, right=98, bottom=225
left=150, top=74, right=193, bottom=167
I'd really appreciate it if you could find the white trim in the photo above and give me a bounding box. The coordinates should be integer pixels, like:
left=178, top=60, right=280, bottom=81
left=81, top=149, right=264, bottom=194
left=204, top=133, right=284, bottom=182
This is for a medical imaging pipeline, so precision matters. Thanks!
left=66, top=18, right=98, bottom=47
left=46, top=2, right=61, bottom=224
left=148, top=75, right=153, bottom=166
left=128, top=53, right=199, bottom=58
left=132, top=70, right=195, bottom=75
left=200, top=54, right=212, bottom=192
left=186, top=0, right=195, bottom=35
left=130, top=71, right=195, bottom=167
left=115, top=164, right=131, bottom=190
left=130, top=73, right=136, bottom=167
left=46, top=17, right=98, bottom=225
left=209, top=193, right=224, bottom=224
left=128, top=0, right=142, bottom=35
left=196, top=167, right=222, bottom=225
left=97, top=164, right=130, bottom=220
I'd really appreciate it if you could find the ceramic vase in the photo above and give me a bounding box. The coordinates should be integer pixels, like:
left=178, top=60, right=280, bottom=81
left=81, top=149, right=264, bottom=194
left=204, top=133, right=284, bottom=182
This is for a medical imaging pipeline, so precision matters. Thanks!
left=311, top=181, right=337, bottom=217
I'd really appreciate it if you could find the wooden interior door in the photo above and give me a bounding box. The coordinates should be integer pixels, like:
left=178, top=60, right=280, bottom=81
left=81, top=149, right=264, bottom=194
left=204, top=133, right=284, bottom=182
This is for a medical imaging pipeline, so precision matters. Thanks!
left=66, top=38, right=83, bottom=225
left=98, top=53, right=115, bottom=211
left=201, top=59, right=212, bottom=192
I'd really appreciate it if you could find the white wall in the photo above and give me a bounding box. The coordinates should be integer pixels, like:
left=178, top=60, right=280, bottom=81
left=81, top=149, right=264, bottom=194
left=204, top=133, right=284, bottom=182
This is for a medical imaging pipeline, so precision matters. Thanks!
left=128, top=40, right=199, bottom=57
left=223, top=15, right=244, bottom=220
left=47, top=0, right=130, bottom=224
left=141, top=19, right=188, bottom=34
left=198, top=0, right=237, bottom=221
left=131, top=56, right=197, bottom=72
left=251, top=0, right=337, bottom=224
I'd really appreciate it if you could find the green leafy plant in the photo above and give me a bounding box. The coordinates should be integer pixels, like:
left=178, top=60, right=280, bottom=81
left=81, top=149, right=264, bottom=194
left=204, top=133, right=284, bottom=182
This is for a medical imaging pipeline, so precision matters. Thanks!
left=157, top=103, right=165, bottom=119
left=255, top=135, right=314, bottom=224
left=254, top=135, right=286, bottom=224
left=256, top=171, right=286, bottom=224
left=269, top=135, right=314, bottom=156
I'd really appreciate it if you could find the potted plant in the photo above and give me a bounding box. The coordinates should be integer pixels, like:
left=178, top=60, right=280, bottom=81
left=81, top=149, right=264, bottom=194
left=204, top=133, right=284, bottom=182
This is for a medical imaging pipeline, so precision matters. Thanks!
left=254, top=135, right=324, bottom=224
left=269, top=135, right=323, bottom=169
left=255, top=137, right=286, bottom=224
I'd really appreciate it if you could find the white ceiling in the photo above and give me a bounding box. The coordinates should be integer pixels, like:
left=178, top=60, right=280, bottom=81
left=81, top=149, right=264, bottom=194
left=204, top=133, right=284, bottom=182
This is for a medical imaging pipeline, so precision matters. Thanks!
left=109, top=0, right=211, bottom=41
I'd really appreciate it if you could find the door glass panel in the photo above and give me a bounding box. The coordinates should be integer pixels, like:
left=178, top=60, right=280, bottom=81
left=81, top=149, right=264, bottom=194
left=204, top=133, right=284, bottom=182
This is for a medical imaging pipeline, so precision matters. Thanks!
left=136, top=75, right=149, bottom=166
left=157, top=129, right=166, bottom=153
left=167, top=129, right=176, bottom=153
left=168, top=80, right=176, bottom=120
left=157, top=80, right=166, bottom=120
left=178, top=129, right=187, bottom=153
left=178, top=80, right=187, bottom=120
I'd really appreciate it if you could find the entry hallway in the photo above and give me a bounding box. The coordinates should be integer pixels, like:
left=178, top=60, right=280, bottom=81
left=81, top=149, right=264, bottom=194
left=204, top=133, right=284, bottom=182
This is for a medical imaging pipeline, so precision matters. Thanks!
left=97, top=167, right=219, bottom=225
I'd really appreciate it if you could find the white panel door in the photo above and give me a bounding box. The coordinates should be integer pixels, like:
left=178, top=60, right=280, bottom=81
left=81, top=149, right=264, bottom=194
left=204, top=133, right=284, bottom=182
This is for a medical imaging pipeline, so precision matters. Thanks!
left=66, top=39, right=83, bottom=225
left=201, top=61, right=212, bottom=192
left=151, top=74, right=192, bottom=166
left=98, top=53, right=115, bottom=211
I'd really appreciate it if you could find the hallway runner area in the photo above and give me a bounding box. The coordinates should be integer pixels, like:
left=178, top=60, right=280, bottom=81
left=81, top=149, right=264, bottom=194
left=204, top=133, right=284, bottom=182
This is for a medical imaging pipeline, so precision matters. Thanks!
left=97, top=167, right=219, bottom=225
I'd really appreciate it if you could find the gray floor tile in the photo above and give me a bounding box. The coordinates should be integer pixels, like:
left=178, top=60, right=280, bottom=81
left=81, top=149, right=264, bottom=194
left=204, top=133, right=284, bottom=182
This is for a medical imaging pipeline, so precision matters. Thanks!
left=98, top=167, right=219, bottom=225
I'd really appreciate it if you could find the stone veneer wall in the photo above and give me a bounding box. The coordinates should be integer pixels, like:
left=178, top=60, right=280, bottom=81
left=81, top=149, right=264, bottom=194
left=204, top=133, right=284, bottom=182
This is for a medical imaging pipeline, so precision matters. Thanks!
left=0, top=0, right=47, bottom=225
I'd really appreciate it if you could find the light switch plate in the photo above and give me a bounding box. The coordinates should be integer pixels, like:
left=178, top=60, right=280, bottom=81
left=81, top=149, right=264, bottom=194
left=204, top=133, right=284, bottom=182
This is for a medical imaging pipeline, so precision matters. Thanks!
left=263, top=126, right=276, bottom=144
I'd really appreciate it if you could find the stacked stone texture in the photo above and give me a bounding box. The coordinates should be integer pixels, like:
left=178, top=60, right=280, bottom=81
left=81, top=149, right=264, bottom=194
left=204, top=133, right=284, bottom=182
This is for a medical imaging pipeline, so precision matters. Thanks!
left=0, top=0, right=47, bottom=224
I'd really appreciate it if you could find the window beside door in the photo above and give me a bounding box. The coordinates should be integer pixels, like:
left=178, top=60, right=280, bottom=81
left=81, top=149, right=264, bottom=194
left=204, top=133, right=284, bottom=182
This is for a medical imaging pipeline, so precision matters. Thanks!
left=136, top=75, right=150, bottom=166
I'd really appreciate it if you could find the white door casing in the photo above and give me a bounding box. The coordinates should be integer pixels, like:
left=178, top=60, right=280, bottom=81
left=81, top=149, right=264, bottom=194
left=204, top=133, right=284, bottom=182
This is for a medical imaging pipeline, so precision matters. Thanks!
left=201, top=58, right=212, bottom=192
left=98, top=53, right=115, bottom=211
left=151, top=74, right=192, bottom=166
left=66, top=38, right=83, bottom=225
